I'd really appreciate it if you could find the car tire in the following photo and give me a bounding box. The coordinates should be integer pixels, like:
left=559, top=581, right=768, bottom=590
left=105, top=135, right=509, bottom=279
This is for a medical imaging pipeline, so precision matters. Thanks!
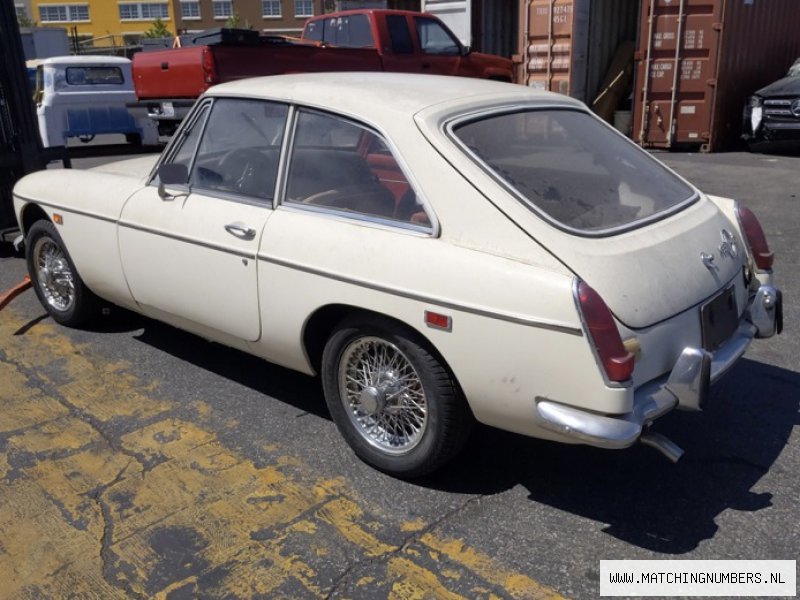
left=25, top=220, right=100, bottom=327
left=321, top=316, right=473, bottom=478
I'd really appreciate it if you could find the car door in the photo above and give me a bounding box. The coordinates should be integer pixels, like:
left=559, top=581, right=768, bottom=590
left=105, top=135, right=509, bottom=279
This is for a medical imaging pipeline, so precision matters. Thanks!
left=118, top=97, right=289, bottom=341
left=381, top=15, right=464, bottom=76
left=411, top=15, right=464, bottom=76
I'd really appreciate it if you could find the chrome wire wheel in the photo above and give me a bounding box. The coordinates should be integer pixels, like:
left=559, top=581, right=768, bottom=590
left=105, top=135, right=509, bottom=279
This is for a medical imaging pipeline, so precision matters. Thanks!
left=338, top=336, right=428, bottom=455
left=32, top=235, right=75, bottom=313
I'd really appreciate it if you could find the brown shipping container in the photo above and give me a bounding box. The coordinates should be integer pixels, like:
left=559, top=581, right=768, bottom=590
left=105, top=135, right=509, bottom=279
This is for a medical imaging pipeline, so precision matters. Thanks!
left=517, top=0, right=640, bottom=107
left=633, top=0, right=800, bottom=151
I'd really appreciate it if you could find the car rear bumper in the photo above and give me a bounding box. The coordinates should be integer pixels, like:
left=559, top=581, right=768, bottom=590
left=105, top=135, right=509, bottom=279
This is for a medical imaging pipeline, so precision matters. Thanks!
left=127, top=100, right=195, bottom=121
left=533, top=284, right=783, bottom=450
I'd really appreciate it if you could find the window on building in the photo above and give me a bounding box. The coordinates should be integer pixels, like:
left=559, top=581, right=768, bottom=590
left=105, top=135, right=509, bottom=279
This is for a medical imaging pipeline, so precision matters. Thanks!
left=212, top=0, right=233, bottom=18
left=262, top=0, right=281, bottom=17
left=180, top=1, right=201, bottom=19
left=294, top=0, right=313, bottom=17
left=142, top=3, right=168, bottom=18
left=40, top=5, right=66, bottom=22
left=15, top=4, right=28, bottom=20
left=118, top=4, right=136, bottom=20
left=118, top=3, right=169, bottom=20
left=39, top=4, right=90, bottom=22
left=72, top=5, right=89, bottom=20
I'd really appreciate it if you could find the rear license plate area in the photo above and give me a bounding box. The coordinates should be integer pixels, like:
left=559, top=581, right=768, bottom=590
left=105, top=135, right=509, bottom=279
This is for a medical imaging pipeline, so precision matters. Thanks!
left=701, top=286, right=739, bottom=351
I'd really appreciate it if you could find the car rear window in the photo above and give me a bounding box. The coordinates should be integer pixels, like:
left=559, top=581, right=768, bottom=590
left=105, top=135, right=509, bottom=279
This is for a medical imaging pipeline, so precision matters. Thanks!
left=65, top=66, right=124, bottom=85
left=451, top=109, right=696, bottom=234
left=306, top=15, right=374, bottom=48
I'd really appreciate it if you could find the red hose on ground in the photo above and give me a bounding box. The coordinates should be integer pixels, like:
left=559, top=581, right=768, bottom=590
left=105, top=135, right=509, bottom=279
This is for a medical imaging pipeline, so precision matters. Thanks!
left=0, top=275, right=32, bottom=312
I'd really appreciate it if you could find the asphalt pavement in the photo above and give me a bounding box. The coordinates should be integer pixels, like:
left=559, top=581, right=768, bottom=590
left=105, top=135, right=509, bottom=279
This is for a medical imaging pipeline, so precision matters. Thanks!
left=0, top=147, right=797, bottom=599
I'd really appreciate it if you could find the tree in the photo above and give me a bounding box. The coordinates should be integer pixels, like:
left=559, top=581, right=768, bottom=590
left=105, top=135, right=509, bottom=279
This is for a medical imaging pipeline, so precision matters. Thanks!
left=18, top=14, right=37, bottom=28
left=224, top=12, right=253, bottom=29
left=143, top=17, right=172, bottom=39
left=225, top=12, right=241, bottom=28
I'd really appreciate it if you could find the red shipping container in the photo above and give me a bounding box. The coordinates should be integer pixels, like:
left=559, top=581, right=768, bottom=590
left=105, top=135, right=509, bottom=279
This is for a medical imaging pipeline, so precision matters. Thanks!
left=633, top=0, right=800, bottom=151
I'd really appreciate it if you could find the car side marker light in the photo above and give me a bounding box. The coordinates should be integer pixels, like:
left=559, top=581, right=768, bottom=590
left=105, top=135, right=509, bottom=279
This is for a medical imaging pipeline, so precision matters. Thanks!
left=425, top=310, right=452, bottom=332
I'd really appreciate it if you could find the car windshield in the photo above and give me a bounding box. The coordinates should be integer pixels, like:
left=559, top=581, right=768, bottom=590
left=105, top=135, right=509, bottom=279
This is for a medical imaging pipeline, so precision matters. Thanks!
left=451, top=109, right=696, bottom=234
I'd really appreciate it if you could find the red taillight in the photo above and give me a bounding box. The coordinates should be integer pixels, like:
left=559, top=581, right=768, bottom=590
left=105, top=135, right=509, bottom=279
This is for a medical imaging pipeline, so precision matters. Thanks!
left=575, top=281, right=634, bottom=383
left=736, top=204, right=774, bottom=271
left=202, top=48, right=217, bottom=85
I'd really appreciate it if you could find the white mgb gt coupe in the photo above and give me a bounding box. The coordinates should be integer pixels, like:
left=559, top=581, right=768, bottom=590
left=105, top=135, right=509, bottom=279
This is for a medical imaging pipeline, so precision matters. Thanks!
left=13, top=73, right=783, bottom=477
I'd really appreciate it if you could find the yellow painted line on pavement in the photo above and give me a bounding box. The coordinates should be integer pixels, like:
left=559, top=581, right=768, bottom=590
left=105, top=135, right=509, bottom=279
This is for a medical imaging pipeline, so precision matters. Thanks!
left=0, top=306, right=567, bottom=599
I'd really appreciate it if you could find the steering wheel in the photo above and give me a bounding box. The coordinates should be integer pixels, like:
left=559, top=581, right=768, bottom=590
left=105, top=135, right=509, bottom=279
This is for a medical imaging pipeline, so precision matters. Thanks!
left=217, top=148, right=266, bottom=195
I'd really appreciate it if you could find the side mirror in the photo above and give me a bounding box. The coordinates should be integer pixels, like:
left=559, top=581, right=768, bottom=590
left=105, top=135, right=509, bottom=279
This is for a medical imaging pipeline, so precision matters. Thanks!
left=157, top=163, right=188, bottom=200
left=460, top=45, right=472, bottom=57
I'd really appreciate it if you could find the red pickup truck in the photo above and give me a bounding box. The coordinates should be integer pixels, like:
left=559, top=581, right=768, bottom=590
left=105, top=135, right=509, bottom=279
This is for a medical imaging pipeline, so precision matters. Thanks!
left=131, top=9, right=513, bottom=135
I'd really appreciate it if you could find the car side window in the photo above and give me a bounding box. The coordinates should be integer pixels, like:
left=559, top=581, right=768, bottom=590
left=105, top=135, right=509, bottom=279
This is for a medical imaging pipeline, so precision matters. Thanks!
left=387, top=15, right=414, bottom=54
left=415, top=17, right=461, bottom=56
left=285, top=110, right=430, bottom=228
left=167, top=103, right=210, bottom=173
left=189, top=98, right=289, bottom=201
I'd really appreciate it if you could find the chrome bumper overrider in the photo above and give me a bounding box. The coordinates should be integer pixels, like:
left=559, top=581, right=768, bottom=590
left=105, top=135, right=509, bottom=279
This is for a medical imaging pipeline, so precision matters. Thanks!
left=534, top=284, right=783, bottom=457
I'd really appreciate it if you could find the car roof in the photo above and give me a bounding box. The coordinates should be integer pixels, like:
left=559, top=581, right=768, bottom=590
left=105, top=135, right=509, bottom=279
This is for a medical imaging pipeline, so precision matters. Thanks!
left=206, top=72, right=582, bottom=121
left=39, top=55, right=131, bottom=66
left=306, top=8, right=426, bottom=19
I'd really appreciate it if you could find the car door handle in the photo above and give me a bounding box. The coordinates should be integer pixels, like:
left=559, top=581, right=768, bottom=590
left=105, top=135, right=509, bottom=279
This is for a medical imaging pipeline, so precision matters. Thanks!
left=224, top=223, right=256, bottom=240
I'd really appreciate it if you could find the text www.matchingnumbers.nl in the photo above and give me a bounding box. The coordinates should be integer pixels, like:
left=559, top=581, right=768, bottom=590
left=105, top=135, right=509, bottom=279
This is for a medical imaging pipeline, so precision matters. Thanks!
left=607, top=571, right=789, bottom=586
left=599, top=560, right=796, bottom=596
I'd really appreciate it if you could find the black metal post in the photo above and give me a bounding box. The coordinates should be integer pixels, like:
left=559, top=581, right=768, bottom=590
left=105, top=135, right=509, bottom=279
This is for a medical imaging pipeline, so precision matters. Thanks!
left=0, top=1, right=47, bottom=231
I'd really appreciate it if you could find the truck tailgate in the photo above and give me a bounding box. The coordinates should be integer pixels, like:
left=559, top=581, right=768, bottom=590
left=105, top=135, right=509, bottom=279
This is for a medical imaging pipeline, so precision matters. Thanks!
left=133, top=46, right=210, bottom=100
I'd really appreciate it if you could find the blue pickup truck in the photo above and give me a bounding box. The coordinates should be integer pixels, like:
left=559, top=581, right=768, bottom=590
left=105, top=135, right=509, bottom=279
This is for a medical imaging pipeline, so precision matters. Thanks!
left=32, top=55, right=158, bottom=147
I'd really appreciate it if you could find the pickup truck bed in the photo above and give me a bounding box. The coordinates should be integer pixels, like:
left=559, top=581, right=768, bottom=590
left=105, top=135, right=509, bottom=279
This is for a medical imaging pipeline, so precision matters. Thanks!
left=133, top=39, right=383, bottom=101
left=131, top=10, right=514, bottom=135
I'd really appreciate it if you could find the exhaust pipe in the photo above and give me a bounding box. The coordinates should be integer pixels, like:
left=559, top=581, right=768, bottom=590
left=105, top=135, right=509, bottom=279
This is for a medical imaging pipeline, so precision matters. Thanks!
left=640, top=431, right=684, bottom=463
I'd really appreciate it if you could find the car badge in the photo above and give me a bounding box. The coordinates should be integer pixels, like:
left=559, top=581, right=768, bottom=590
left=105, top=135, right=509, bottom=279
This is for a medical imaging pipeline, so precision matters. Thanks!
left=700, top=252, right=717, bottom=270
left=792, top=99, right=800, bottom=118
left=718, top=229, right=738, bottom=259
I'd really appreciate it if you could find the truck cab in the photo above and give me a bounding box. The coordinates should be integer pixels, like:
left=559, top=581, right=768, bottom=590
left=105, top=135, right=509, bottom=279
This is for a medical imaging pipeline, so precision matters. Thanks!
left=302, top=10, right=513, bottom=81
left=33, top=55, right=158, bottom=148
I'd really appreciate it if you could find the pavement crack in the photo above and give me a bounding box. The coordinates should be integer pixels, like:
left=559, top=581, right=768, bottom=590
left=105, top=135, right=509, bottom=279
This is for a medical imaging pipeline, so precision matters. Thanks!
left=397, top=494, right=484, bottom=553
left=86, top=462, right=147, bottom=600
left=324, top=493, right=484, bottom=599
left=3, top=354, right=157, bottom=474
